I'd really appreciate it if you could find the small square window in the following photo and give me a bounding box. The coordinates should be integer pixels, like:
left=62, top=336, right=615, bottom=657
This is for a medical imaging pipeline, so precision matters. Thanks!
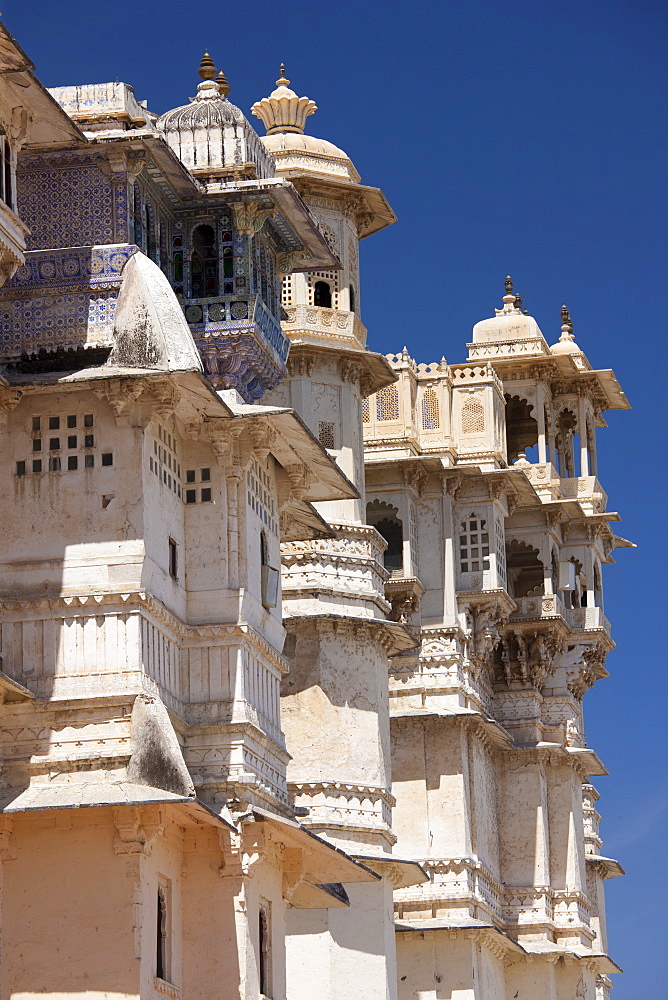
left=32, top=459, right=42, bottom=473
left=84, top=434, right=94, bottom=448
left=201, top=487, right=212, bottom=502
left=186, top=469, right=196, bottom=483
left=461, top=562, right=469, bottom=572
left=32, top=416, right=41, bottom=432
left=49, top=438, right=60, bottom=451
left=201, top=468, right=211, bottom=482
left=185, top=489, right=196, bottom=504
left=49, top=456, right=61, bottom=471
left=67, top=455, right=78, bottom=470
left=84, top=414, right=94, bottom=427
left=15, top=461, right=25, bottom=476
left=471, top=561, right=480, bottom=571
left=67, top=415, right=77, bottom=428
left=101, top=453, right=113, bottom=467
left=32, top=439, right=42, bottom=452
left=84, top=454, right=94, bottom=468
left=68, top=435, right=77, bottom=448
left=48, top=416, right=60, bottom=430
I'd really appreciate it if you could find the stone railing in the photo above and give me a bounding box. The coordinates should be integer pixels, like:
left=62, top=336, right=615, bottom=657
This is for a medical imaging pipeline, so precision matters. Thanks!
left=558, top=474, right=608, bottom=512
left=282, top=303, right=366, bottom=348
left=564, top=605, right=611, bottom=635
left=184, top=292, right=289, bottom=362
left=281, top=523, right=390, bottom=614
left=511, top=592, right=568, bottom=621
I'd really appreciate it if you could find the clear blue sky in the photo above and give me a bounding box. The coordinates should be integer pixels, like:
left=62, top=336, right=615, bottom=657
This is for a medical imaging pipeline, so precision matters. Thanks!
left=5, top=1, right=666, bottom=993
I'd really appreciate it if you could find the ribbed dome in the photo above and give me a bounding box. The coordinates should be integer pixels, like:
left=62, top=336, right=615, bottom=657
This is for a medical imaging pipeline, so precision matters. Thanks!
left=262, top=132, right=348, bottom=158
left=156, top=53, right=274, bottom=182
left=158, top=94, right=245, bottom=131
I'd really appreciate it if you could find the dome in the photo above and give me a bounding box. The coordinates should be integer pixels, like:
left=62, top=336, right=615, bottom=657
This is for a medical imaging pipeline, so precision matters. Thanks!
left=156, top=52, right=274, bottom=182
left=252, top=67, right=360, bottom=183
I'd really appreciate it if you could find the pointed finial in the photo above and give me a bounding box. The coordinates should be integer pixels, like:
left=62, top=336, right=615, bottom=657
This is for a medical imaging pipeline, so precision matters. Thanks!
left=505, top=274, right=514, bottom=294
left=198, top=51, right=216, bottom=80
left=276, top=63, right=290, bottom=86
left=514, top=293, right=523, bottom=312
left=216, top=69, right=230, bottom=97
left=560, top=303, right=571, bottom=328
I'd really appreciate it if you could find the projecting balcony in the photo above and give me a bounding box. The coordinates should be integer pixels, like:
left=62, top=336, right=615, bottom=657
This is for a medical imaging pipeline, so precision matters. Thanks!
left=563, top=604, right=611, bottom=635
left=281, top=523, right=391, bottom=617
left=521, top=464, right=608, bottom=512
left=511, top=592, right=569, bottom=621
left=183, top=293, right=289, bottom=400
left=282, top=302, right=367, bottom=349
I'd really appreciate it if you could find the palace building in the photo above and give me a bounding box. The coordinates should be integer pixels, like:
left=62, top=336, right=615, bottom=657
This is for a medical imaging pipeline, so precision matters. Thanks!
left=0, top=22, right=629, bottom=1000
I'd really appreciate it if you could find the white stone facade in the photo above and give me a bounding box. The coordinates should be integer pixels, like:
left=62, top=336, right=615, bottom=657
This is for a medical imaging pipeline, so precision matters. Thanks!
left=0, top=26, right=628, bottom=1000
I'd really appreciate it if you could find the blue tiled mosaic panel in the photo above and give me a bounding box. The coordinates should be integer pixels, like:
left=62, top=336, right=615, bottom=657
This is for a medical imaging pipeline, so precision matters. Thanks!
left=17, top=154, right=128, bottom=250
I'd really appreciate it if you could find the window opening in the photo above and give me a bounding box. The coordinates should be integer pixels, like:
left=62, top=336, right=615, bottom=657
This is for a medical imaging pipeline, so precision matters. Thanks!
left=156, top=881, right=171, bottom=983
left=459, top=515, right=490, bottom=573
left=191, top=224, right=219, bottom=298
left=318, top=421, right=335, bottom=449
left=506, top=539, right=544, bottom=598
left=367, top=500, right=403, bottom=574
left=421, top=388, right=440, bottom=430
left=349, top=283, right=356, bottom=314
left=168, top=538, right=178, bottom=580
left=314, top=280, right=332, bottom=308
left=555, top=408, right=577, bottom=478
left=375, top=384, right=399, bottom=421
left=505, top=395, right=538, bottom=463
left=259, top=904, right=272, bottom=998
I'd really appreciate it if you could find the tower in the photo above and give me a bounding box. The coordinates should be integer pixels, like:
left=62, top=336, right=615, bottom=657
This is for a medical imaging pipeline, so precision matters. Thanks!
left=363, top=279, right=629, bottom=999
left=253, top=70, right=424, bottom=1000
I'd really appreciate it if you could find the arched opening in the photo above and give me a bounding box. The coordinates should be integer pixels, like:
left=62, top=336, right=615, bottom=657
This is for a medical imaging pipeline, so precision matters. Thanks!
left=505, top=395, right=538, bottom=463
left=506, top=539, right=544, bottom=599
left=563, top=556, right=587, bottom=608
left=586, top=419, right=597, bottom=476
left=314, top=280, right=332, bottom=308
left=349, top=284, right=356, bottom=314
left=367, top=500, right=403, bottom=575
left=191, top=224, right=219, bottom=298
left=556, top=408, right=577, bottom=478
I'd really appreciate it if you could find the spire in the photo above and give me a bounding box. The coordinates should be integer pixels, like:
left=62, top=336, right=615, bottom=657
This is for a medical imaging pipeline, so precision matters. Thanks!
left=495, top=274, right=522, bottom=315
left=193, top=51, right=230, bottom=102
left=216, top=70, right=230, bottom=97
left=251, top=66, right=317, bottom=135
left=558, top=304, right=575, bottom=344
left=198, top=51, right=216, bottom=80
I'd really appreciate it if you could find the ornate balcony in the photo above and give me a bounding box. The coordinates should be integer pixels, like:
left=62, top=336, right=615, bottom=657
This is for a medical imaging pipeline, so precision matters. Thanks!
left=183, top=293, right=289, bottom=401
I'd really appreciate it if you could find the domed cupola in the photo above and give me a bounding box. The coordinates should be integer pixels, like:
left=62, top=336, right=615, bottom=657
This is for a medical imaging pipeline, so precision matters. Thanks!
left=157, top=52, right=274, bottom=184
left=251, top=67, right=361, bottom=185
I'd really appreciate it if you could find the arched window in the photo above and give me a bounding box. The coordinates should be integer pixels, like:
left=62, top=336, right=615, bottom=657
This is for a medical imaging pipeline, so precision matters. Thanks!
left=314, top=281, right=332, bottom=308
left=367, top=500, right=403, bottom=574
left=555, top=408, right=577, bottom=477
left=459, top=515, right=490, bottom=573
left=349, top=284, right=356, bottom=314
left=191, top=224, right=219, bottom=298
left=172, top=234, right=183, bottom=292
left=506, top=539, right=544, bottom=598
left=505, top=395, right=538, bottom=462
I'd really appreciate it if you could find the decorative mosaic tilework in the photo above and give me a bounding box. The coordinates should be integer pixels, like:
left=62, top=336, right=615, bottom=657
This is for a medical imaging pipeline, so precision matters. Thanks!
left=0, top=245, right=137, bottom=357
left=18, top=161, right=115, bottom=250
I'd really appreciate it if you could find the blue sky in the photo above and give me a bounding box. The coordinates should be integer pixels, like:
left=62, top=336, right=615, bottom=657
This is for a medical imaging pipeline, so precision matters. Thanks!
left=5, top=0, right=666, bottom=992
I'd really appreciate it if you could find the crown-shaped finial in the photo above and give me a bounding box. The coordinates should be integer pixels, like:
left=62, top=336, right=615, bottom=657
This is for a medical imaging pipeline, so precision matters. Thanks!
left=251, top=67, right=317, bottom=135
left=198, top=51, right=216, bottom=80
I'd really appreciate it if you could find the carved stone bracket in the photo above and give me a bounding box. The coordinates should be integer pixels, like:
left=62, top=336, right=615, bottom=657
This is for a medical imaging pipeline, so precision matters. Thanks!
left=231, top=202, right=275, bottom=236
